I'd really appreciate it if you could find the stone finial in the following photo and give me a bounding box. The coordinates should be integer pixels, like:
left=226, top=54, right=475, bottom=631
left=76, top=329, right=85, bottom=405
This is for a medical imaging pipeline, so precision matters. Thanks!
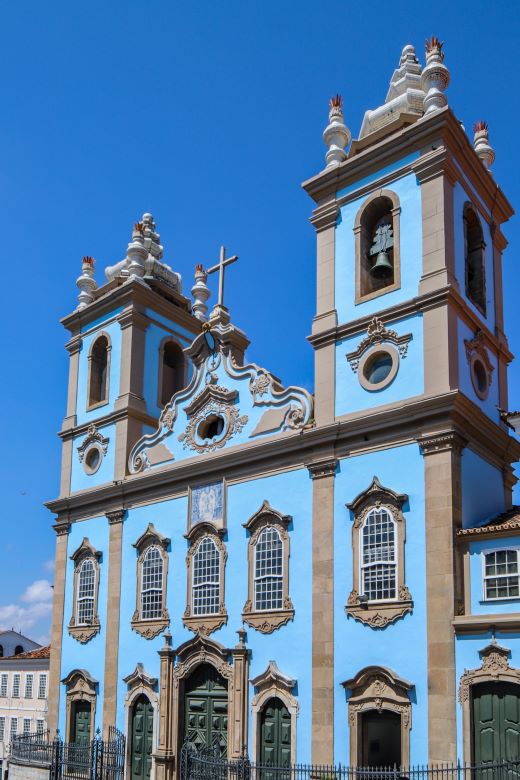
left=473, top=121, right=495, bottom=171
left=127, top=219, right=148, bottom=279
left=76, top=256, right=98, bottom=310
left=191, top=263, right=211, bottom=322
left=323, top=94, right=351, bottom=168
left=421, top=36, right=450, bottom=114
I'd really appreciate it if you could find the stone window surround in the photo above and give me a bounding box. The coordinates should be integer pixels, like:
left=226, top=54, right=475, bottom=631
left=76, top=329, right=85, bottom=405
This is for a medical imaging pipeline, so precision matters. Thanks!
left=358, top=344, right=400, bottom=392
left=480, top=546, right=520, bottom=602
left=241, top=500, right=294, bottom=634
left=464, top=329, right=494, bottom=402
left=62, top=668, right=98, bottom=743
left=342, top=666, right=413, bottom=767
left=463, top=201, right=487, bottom=317
left=345, top=477, right=413, bottom=628
left=122, top=664, right=159, bottom=778
left=458, top=639, right=520, bottom=763
left=86, top=331, right=112, bottom=411
left=354, top=188, right=402, bottom=305
left=183, top=523, right=228, bottom=635
left=250, top=661, right=299, bottom=764
left=68, top=538, right=102, bottom=644
left=131, top=524, right=170, bottom=640
left=157, top=336, right=187, bottom=411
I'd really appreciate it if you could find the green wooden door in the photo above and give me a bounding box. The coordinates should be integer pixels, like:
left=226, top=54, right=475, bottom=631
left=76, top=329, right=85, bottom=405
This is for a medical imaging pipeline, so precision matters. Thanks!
left=131, top=695, right=154, bottom=780
left=260, top=698, right=291, bottom=767
left=184, top=664, right=228, bottom=756
left=473, top=682, right=520, bottom=775
left=72, top=701, right=91, bottom=746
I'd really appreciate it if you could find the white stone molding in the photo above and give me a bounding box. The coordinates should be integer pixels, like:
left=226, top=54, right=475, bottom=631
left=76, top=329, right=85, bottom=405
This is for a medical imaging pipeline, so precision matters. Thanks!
left=131, top=524, right=170, bottom=639
left=250, top=661, right=299, bottom=763
left=77, top=423, right=109, bottom=471
left=191, top=264, right=211, bottom=322
left=323, top=95, right=351, bottom=168
left=421, top=37, right=450, bottom=114
left=61, top=668, right=98, bottom=742
left=76, top=256, right=98, bottom=311
left=68, top=539, right=102, bottom=643
left=183, top=525, right=228, bottom=635
left=473, top=121, right=495, bottom=172
left=123, top=664, right=159, bottom=779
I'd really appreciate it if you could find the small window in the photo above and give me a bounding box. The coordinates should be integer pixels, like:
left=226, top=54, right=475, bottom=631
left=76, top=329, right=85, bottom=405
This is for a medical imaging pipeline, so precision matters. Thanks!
left=10, top=718, right=17, bottom=739
left=38, top=674, right=47, bottom=700
left=23, top=718, right=31, bottom=735
left=355, top=192, right=401, bottom=303
left=0, top=675, right=7, bottom=697
left=88, top=334, right=110, bottom=407
left=0, top=645, right=3, bottom=658
left=36, top=719, right=45, bottom=735
left=77, top=559, right=96, bottom=625
left=193, top=537, right=220, bottom=616
left=12, top=674, right=20, bottom=698
left=361, top=508, right=397, bottom=602
left=25, top=674, right=33, bottom=699
left=141, top=546, right=164, bottom=620
left=14, top=645, right=23, bottom=656
left=69, top=538, right=102, bottom=643
left=484, top=550, right=519, bottom=600
left=0, top=716, right=5, bottom=742
left=159, top=340, right=185, bottom=407
left=464, top=202, right=486, bottom=314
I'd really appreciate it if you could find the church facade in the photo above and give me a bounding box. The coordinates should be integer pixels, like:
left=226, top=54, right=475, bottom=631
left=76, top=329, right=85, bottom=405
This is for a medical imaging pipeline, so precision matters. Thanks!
left=46, top=38, right=520, bottom=777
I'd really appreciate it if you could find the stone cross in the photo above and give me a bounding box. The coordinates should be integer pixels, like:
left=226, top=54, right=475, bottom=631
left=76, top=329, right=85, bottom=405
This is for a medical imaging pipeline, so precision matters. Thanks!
left=207, top=246, right=238, bottom=309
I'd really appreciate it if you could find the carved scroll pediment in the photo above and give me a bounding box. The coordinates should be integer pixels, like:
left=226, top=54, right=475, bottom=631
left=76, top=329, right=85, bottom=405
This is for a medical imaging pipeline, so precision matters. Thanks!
left=70, top=537, right=102, bottom=563
left=61, top=668, right=98, bottom=696
left=347, top=476, right=408, bottom=515
left=184, top=384, right=238, bottom=417
left=123, top=663, right=158, bottom=691
left=251, top=661, right=296, bottom=693
left=346, top=317, right=412, bottom=373
left=77, top=424, right=109, bottom=462
left=133, top=523, right=170, bottom=554
left=243, top=500, right=291, bottom=532
left=459, top=639, right=516, bottom=704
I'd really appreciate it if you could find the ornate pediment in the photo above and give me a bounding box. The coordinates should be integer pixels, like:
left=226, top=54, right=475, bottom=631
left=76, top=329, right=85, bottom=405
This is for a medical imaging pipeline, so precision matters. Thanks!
left=184, top=384, right=238, bottom=417
left=346, top=317, right=412, bottom=372
left=243, top=500, right=291, bottom=531
left=61, top=668, right=98, bottom=696
left=77, top=423, right=109, bottom=462
left=123, top=663, right=158, bottom=691
left=347, top=476, right=408, bottom=515
left=70, top=537, right=102, bottom=563
left=251, top=661, right=296, bottom=694
left=132, top=523, right=170, bottom=554
left=459, top=639, right=516, bottom=704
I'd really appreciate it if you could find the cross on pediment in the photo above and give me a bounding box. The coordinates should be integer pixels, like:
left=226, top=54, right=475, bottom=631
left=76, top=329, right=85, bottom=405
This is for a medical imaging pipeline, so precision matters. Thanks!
left=206, top=246, right=238, bottom=310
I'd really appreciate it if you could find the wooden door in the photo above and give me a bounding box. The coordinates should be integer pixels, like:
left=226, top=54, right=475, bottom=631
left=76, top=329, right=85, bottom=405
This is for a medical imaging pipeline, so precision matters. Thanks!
left=260, top=698, right=291, bottom=767
left=184, top=664, right=228, bottom=757
left=72, top=701, right=91, bottom=746
left=130, top=695, right=154, bottom=780
left=473, top=682, right=520, bottom=771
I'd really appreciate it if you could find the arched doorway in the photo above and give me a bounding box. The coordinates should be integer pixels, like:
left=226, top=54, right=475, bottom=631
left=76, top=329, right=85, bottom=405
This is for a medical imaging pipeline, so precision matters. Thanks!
left=130, top=694, right=154, bottom=780
left=183, top=664, right=228, bottom=756
left=360, top=710, right=401, bottom=767
left=259, top=698, right=291, bottom=766
left=473, top=682, right=520, bottom=764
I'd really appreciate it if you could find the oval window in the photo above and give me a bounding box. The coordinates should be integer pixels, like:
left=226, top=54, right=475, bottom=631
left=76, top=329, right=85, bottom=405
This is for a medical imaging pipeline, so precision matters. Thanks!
left=364, top=352, right=393, bottom=384
left=198, top=414, right=225, bottom=441
left=471, top=357, right=489, bottom=400
left=358, top=346, right=399, bottom=392
left=84, top=447, right=101, bottom=474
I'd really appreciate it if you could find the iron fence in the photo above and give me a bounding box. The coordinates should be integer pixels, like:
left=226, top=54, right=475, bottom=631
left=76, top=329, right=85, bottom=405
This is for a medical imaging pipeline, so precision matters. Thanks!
left=180, top=743, right=520, bottom=780
left=10, top=726, right=125, bottom=780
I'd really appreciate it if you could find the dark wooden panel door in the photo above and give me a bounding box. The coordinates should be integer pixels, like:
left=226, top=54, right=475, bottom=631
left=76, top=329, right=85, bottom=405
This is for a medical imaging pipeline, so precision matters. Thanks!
left=131, top=695, right=154, bottom=780
left=184, top=664, right=228, bottom=757
left=473, top=682, right=520, bottom=774
left=72, top=701, right=91, bottom=746
left=260, top=698, right=291, bottom=767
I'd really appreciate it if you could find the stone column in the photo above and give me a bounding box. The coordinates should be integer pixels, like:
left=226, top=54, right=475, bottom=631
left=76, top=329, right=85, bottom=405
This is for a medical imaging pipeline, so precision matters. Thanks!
left=154, top=632, right=175, bottom=780
left=420, top=432, right=465, bottom=764
left=230, top=629, right=250, bottom=758
left=308, top=458, right=337, bottom=764
left=47, top=522, right=71, bottom=735
left=102, top=509, right=125, bottom=737
left=310, top=200, right=339, bottom=427
left=60, top=335, right=82, bottom=497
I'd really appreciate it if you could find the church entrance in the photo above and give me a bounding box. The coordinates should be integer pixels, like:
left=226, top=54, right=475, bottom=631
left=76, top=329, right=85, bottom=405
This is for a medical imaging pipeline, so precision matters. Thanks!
left=183, top=664, right=228, bottom=756
left=130, top=694, right=154, bottom=780
left=473, top=682, right=520, bottom=766
left=360, top=710, right=401, bottom=768
left=70, top=700, right=91, bottom=745
left=259, top=698, right=291, bottom=767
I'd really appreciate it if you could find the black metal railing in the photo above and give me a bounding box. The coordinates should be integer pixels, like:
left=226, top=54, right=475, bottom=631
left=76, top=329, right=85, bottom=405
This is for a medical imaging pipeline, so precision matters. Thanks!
left=180, top=743, right=520, bottom=780
left=10, top=726, right=125, bottom=780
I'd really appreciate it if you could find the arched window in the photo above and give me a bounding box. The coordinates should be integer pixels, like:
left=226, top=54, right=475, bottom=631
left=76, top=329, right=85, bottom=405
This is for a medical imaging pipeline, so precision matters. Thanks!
left=184, top=526, right=227, bottom=634
left=141, top=546, right=164, bottom=620
left=193, top=537, right=220, bottom=615
left=242, top=501, right=294, bottom=633
left=464, top=202, right=486, bottom=314
left=88, top=335, right=110, bottom=408
left=14, top=646, right=23, bottom=656
left=159, top=340, right=185, bottom=407
left=77, top=559, right=96, bottom=625
left=0, top=645, right=3, bottom=658
left=355, top=191, right=401, bottom=303
left=361, top=508, right=397, bottom=602
left=131, top=524, right=170, bottom=639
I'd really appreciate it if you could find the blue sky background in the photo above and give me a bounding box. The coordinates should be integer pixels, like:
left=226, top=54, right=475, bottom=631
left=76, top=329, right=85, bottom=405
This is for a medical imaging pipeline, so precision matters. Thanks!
left=0, top=0, right=518, bottom=644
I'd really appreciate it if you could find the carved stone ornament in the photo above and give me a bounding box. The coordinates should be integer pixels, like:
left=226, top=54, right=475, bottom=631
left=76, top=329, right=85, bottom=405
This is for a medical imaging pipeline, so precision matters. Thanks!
left=184, top=525, right=228, bottom=635
left=131, top=524, right=170, bottom=639
left=250, top=660, right=300, bottom=763
left=418, top=431, right=467, bottom=456
left=68, top=539, right=102, bottom=643
left=62, top=669, right=98, bottom=742
left=346, top=477, right=412, bottom=628
left=128, top=321, right=313, bottom=473
left=343, top=666, right=413, bottom=766
left=346, top=317, right=413, bottom=373
left=123, top=663, right=158, bottom=692
left=242, top=501, right=294, bottom=633
left=77, top=423, right=109, bottom=462
left=464, top=329, right=494, bottom=400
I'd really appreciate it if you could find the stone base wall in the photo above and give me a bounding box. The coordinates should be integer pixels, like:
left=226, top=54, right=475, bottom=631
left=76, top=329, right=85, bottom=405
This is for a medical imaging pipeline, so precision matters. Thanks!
left=8, top=759, right=50, bottom=780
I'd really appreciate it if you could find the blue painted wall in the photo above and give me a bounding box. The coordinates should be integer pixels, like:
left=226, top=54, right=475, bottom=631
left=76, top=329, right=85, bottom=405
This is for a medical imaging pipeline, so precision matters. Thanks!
left=59, top=516, right=109, bottom=736
left=458, top=318, right=499, bottom=422
left=335, top=171, right=423, bottom=325
left=461, top=448, right=504, bottom=529
left=333, top=444, right=428, bottom=764
left=76, top=320, right=122, bottom=427
left=335, top=314, right=424, bottom=418
left=467, top=535, right=520, bottom=615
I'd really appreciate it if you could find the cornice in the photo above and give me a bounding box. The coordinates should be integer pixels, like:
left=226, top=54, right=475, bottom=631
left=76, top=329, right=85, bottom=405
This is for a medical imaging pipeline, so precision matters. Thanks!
left=306, top=458, right=338, bottom=479
left=309, top=200, right=339, bottom=233
left=453, top=614, right=520, bottom=634
left=418, top=431, right=467, bottom=456
left=59, top=404, right=159, bottom=441
left=457, top=516, right=520, bottom=540
left=53, top=521, right=71, bottom=536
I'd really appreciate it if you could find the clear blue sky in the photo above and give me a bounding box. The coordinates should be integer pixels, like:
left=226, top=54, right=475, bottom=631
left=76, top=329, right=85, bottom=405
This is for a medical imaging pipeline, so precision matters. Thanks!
left=1, top=0, right=518, bottom=644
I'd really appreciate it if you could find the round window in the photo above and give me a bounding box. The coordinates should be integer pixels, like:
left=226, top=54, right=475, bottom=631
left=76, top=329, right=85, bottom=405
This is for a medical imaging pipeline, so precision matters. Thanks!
left=84, top=446, right=102, bottom=474
left=471, top=357, right=489, bottom=400
left=358, top=346, right=399, bottom=391
left=197, top=414, right=226, bottom=441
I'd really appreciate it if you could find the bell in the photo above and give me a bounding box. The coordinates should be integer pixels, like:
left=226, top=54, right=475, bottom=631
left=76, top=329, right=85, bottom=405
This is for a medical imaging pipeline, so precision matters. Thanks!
left=370, top=250, right=393, bottom=279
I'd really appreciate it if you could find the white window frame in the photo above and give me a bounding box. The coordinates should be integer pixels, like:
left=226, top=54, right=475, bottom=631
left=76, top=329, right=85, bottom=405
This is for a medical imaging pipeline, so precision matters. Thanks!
left=36, top=719, right=45, bottom=735
left=23, top=718, right=31, bottom=735
left=38, top=674, right=47, bottom=700
left=25, top=673, right=34, bottom=699
left=140, top=545, right=164, bottom=621
left=12, top=674, right=20, bottom=698
left=10, top=718, right=17, bottom=738
left=481, top=547, right=520, bottom=601
left=0, top=674, right=7, bottom=698
left=76, top=557, right=96, bottom=626
left=253, top=526, right=284, bottom=612
left=359, top=507, right=399, bottom=604
left=192, top=536, right=221, bottom=616
left=0, top=716, right=5, bottom=742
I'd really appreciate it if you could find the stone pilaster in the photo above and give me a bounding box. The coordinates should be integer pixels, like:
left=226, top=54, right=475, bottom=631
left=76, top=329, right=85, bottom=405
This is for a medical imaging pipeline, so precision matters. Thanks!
left=60, top=336, right=82, bottom=497
left=308, top=457, right=337, bottom=764
left=230, top=629, right=250, bottom=758
left=154, top=632, right=175, bottom=780
left=47, top=521, right=71, bottom=735
left=419, top=431, right=465, bottom=764
left=102, top=510, right=125, bottom=737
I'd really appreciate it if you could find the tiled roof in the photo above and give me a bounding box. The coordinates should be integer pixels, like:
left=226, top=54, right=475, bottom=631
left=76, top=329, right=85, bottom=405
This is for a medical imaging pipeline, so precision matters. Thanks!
left=457, top=506, right=520, bottom=537
left=0, top=645, right=50, bottom=660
